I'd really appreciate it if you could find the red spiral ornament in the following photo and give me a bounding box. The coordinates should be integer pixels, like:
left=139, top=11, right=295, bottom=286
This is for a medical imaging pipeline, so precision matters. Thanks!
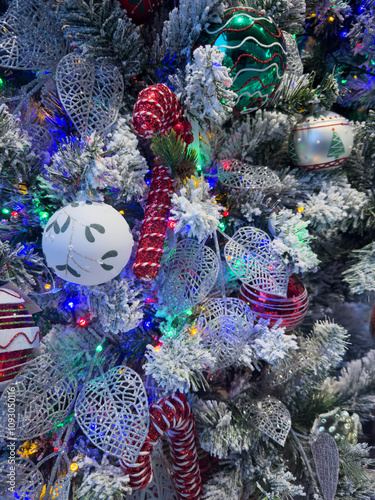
left=238, top=274, right=308, bottom=332
left=120, top=394, right=202, bottom=500
left=132, top=84, right=183, bottom=139
left=133, top=163, right=174, bottom=281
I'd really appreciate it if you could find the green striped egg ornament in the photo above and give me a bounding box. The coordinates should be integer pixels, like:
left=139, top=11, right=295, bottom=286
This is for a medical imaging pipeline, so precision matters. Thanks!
left=199, top=7, right=287, bottom=114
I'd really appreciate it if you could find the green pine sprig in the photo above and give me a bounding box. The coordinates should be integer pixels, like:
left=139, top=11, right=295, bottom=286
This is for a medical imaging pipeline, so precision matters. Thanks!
left=151, top=129, right=198, bottom=179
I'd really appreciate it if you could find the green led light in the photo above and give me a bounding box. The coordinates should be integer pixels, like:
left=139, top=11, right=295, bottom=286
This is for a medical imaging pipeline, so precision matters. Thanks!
left=2, top=208, right=10, bottom=214
left=96, top=345, right=103, bottom=352
left=218, top=222, right=226, bottom=230
left=40, top=212, right=49, bottom=219
left=341, top=79, right=347, bottom=84
left=197, top=165, right=202, bottom=172
left=185, top=309, right=193, bottom=316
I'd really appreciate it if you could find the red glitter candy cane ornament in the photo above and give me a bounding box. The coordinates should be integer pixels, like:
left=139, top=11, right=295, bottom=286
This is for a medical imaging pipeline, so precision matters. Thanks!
left=120, top=394, right=202, bottom=500
left=133, top=162, right=174, bottom=281
left=132, top=84, right=183, bottom=139
left=132, top=84, right=195, bottom=281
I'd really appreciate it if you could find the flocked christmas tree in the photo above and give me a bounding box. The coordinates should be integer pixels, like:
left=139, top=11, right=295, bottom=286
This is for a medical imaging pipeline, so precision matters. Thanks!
left=0, top=0, right=375, bottom=499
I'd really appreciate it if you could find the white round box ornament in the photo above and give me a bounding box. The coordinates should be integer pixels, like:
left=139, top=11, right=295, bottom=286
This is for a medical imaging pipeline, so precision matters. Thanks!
left=289, top=111, right=353, bottom=171
left=42, top=200, right=133, bottom=286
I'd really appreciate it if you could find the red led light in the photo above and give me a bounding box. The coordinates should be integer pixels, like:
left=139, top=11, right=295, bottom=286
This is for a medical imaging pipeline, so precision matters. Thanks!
left=168, top=220, right=176, bottom=229
left=145, top=297, right=157, bottom=303
left=78, top=318, right=87, bottom=327
left=11, top=211, right=18, bottom=217
left=223, top=210, right=229, bottom=217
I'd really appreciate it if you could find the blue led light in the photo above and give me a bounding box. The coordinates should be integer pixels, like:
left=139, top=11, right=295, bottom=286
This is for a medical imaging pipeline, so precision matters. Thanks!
left=144, top=321, right=151, bottom=328
left=68, top=301, right=74, bottom=309
left=341, top=31, right=348, bottom=37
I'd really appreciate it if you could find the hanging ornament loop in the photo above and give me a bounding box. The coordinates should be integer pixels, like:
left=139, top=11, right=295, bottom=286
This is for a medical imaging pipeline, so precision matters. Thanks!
left=120, top=393, right=202, bottom=500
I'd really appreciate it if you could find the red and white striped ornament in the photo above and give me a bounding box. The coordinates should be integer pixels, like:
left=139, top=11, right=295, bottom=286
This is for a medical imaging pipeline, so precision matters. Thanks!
left=132, top=84, right=183, bottom=139
left=133, top=162, right=174, bottom=281
left=120, top=393, right=202, bottom=500
left=0, top=286, right=40, bottom=391
left=239, top=274, right=308, bottom=332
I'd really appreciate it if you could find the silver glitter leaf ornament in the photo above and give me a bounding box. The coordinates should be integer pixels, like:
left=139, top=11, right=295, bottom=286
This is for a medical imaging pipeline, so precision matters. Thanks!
left=0, top=0, right=65, bottom=71
left=283, top=31, right=304, bottom=77
left=47, top=477, right=71, bottom=500
left=198, top=298, right=254, bottom=370
left=266, top=353, right=305, bottom=387
left=0, top=353, right=78, bottom=440
left=0, top=458, right=44, bottom=500
left=224, top=226, right=289, bottom=297
left=253, top=396, right=291, bottom=446
left=161, top=238, right=220, bottom=316
left=218, top=160, right=280, bottom=191
left=311, top=433, right=339, bottom=500
left=56, top=53, right=124, bottom=138
left=37, top=451, right=73, bottom=500
left=37, top=450, right=72, bottom=500
left=75, top=365, right=150, bottom=464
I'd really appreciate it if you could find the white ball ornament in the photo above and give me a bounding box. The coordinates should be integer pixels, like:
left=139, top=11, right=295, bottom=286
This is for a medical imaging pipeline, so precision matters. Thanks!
left=42, top=200, right=133, bottom=286
left=289, top=111, right=353, bottom=171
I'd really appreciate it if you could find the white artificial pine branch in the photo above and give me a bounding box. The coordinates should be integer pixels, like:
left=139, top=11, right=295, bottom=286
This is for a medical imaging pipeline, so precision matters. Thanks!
left=269, top=208, right=320, bottom=274
left=322, top=349, right=375, bottom=420
left=41, top=117, right=148, bottom=203
left=184, top=45, right=237, bottom=124
left=301, top=319, right=349, bottom=378
left=343, top=242, right=375, bottom=294
left=170, top=177, right=223, bottom=241
left=243, top=320, right=299, bottom=369
left=193, top=398, right=253, bottom=458
left=218, top=109, right=291, bottom=164
left=74, top=454, right=131, bottom=500
left=303, top=179, right=368, bottom=232
left=144, top=329, right=215, bottom=394
left=87, top=278, right=144, bottom=335
left=161, top=0, right=224, bottom=57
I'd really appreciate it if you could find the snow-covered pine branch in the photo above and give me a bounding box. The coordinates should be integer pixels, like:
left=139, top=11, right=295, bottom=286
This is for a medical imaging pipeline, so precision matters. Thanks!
left=183, top=45, right=237, bottom=125
left=269, top=208, right=320, bottom=274
left=170, top=177, right=223, bottom=241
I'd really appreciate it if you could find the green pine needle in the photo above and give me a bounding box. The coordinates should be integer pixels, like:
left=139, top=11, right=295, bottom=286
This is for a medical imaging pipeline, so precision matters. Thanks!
left=151, top=129, right=198, bottom=178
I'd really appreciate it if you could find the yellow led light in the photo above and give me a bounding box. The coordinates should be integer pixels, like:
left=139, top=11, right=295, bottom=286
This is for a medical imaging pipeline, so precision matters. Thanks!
left=310, top=13, right=316, bottom=17
left=70, top=462, right=79, bottom=472
left=328, top=15, right=334, bottom=22
left=119, top=210, right=125, bottom=215
left=354, top=75, right=358, bottom=79
left=44, top=283, right=52, bottom=290
left=297, top=206, right=305, bottom=213
left=190, top=328, right=198, bottom=336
